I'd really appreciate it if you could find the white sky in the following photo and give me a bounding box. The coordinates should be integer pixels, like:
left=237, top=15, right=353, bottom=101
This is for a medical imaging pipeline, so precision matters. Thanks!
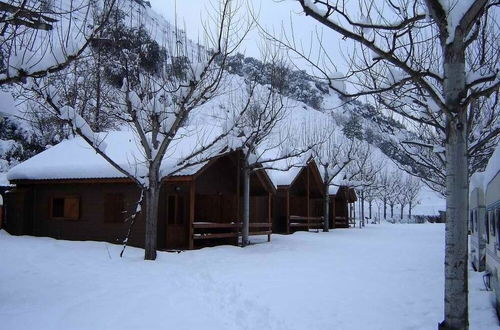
left=147, top=0, right=446, bottom=215
left=148, top=0, right=350, bottom=72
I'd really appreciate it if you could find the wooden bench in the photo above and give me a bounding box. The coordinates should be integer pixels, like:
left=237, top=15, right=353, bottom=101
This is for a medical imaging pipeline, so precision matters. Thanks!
left=335, top=216, right=350, bottom=228
left=248, top=222, right=272, bottom=242
left=289, top=215, right=324, bottom=231
left=192, top=221, right=272, bottom=242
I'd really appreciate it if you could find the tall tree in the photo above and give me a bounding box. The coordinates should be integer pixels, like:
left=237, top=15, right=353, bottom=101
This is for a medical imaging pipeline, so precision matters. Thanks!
left=345, top=143, right=382, bottom=227
left=312, top=125, right=360, bottom=231
left=279, top=1, right=500, bottom=327
left=28, top=0, right=251, bottom=260
left=404, top=175, right=423, bottom=219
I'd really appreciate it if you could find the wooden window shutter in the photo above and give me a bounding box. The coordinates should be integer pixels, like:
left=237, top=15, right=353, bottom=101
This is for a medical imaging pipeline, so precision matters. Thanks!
left=64, top=196, right=80, bottom=220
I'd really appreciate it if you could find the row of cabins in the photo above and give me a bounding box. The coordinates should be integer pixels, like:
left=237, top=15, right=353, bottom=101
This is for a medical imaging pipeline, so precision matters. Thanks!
left=469, top=146, right=500, bottom=315
left=1, top=134, right=357, bottom=251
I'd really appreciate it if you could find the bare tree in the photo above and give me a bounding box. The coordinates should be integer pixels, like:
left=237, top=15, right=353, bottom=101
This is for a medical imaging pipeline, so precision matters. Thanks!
left=396, top=182, right=407, bottom=222
left=0, top=0, right=118, bottom=86
left=311, top=122, right=360, bottom=231
left=226, top=73, right=286, bottom=246
left=377, top=169, right=391, bottom=220
left=404, top=175, right=422, bottom=219
left=275, top=1, right=500, bottom=327
left=388, top=174, right=403, bottom=220
left=364, top=180, right=378, bottom=221
left=28, top=0, right=251, bottom=260
left=345, top=142, right=382, bottom=227
left=230, top=67, right=320, bottom=245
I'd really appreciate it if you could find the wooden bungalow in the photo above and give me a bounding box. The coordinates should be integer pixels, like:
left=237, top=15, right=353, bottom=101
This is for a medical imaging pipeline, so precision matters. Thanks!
left=4, top=134, right=275, bottom=250
left=271, top=158, right=324, bottom=234
left=329, top=186, right=357, bottom=229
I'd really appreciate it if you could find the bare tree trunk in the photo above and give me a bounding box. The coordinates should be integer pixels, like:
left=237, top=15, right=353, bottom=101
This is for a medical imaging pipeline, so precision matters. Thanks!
left=144, top=181, right=160, bottom=261
left=390, top=204, right=394, bottom=218
left=242, top=166, right=250, bottom=246
left=400, top=204, right=404, bottom=221
left=353, top=203, right=356, bottom=228
left=323, top=169, right=329, bottom=232
left=409, top=201, right=412, bottom=220
left=361, top=190, right=365, bottom=227
left=441, top=107, right=469, bottom=330
left=438, top=26, right=469, bottom=328
left=383, top=197, right=387, bottom=219
left=369, top=200, right=372, bottom=219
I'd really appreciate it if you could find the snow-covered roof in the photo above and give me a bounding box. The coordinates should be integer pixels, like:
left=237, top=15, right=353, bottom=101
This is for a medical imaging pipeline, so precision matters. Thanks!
left=7, top=130, right=219, bottom=182
left=266, top=154, right=322, bottom=187
left=268, top=164, right=304, bottom=187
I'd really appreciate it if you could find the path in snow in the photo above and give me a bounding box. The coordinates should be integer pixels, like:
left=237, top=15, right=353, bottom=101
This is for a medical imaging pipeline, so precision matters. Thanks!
left=0, top=223, right=497, bottom=329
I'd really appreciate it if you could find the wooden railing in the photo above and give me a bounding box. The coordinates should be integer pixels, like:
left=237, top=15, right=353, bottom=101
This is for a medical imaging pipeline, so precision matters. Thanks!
left=193, top=221, right=272, bottom=242
left=289, top=215, right=324, bottom=231
left=334, top=216, right=350, bottom=228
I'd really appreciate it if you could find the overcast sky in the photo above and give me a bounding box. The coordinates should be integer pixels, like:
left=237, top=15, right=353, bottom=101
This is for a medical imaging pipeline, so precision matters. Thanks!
left=148, top=0, right=350, bottom=72
left=147, top=0, right=446, bottom=213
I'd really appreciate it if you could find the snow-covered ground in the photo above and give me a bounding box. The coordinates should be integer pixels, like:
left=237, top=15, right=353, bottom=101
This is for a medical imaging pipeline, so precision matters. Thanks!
left=0, top=223, right=497, bottom=329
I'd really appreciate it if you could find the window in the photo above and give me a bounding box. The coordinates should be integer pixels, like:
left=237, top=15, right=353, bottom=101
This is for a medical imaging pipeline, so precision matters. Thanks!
left=104, top=193, right=125, bottom=223
left=50, top=196, right=80, bottom=220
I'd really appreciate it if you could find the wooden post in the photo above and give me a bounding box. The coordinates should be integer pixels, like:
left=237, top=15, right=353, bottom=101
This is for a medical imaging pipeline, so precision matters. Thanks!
left=236, top=154, right=241, bottom=245
left=268, top=192, right=272, bottom=242
left=306, top=166, right=310, bottom=231
left=188, top=180, right=195, bottom=250
left=286, top=189, right=290, bottom=234
left=331, top=196, right=336, bottom=229
left=236, top=153, right=240, bottom=222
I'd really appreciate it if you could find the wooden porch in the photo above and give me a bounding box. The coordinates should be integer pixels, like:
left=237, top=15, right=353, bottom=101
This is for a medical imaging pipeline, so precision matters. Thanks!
left=163, top=151, right=275, bottom=250
left=273, top=158, right=325, bottom=234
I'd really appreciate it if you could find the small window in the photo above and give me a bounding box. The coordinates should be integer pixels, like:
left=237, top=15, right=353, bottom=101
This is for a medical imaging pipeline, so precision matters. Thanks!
left=104, top=193, right=125, bottom=223
left=50, top=196, right=80, bottom=220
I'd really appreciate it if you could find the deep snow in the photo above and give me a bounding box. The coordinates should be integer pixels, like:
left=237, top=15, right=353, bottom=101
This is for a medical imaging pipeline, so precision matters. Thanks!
left=0, top=223, right=497, bottom=329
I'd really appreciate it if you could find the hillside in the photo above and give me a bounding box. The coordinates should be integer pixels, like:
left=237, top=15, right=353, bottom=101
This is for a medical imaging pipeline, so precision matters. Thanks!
left=0, top=0, right=444, bottom=214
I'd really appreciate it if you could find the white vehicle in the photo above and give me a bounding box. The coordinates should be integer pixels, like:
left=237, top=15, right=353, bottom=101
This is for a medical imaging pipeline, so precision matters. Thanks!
left=469, top=172, right=486, bottom=271
left=470, top=146, right=500, bottom=315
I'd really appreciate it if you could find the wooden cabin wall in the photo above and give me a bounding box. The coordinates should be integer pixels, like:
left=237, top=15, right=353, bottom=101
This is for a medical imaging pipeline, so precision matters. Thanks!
left=334, top=195, right=349, bottom=227
left=4, top=187, right=34, bottom=235
left=194, top=155, right=239, bottom=223
left=310, top=198, right=323, bottom=217
left=159, top=181, right=192, bottom=250
left=249, top=196, right=268, bottom=222
left=329, top=197, right=336, bottom=229
left=273, top=189, right=288, bottom=233
left=289, top=196, right=307, bottom=216
left=335, top=197, right=348, bottom=218
left=21, top=182, right=146, bottom=248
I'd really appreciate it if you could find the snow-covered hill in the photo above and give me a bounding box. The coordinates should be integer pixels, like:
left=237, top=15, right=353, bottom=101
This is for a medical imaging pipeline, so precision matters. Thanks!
left=0, top=0, right=445, bottom=214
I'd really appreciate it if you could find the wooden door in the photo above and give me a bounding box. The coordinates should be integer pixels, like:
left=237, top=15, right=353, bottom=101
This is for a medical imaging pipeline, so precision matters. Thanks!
left=166, top=194, right=189, bottom=249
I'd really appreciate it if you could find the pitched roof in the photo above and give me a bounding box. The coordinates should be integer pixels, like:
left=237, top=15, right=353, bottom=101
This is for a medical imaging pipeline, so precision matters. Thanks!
left=7, top=130, right=220, bottom=182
